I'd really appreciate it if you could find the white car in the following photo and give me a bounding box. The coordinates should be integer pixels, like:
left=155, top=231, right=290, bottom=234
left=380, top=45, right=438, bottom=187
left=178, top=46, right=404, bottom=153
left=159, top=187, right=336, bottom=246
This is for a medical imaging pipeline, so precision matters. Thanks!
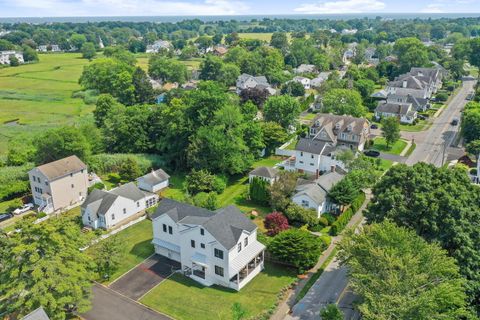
left=13, top=203, right=34, bottom=215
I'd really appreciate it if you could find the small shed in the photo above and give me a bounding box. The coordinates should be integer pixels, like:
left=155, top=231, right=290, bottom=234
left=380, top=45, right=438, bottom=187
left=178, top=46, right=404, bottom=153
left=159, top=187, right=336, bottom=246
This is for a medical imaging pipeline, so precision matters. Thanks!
left=137, top=169, right=170, bottom=193
left=248, top=166, right=279, bottom=185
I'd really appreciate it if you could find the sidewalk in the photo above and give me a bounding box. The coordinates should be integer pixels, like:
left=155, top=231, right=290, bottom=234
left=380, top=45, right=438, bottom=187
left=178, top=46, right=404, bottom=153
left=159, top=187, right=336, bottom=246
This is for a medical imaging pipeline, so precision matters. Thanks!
left=270, top=191, right=372, bottom=320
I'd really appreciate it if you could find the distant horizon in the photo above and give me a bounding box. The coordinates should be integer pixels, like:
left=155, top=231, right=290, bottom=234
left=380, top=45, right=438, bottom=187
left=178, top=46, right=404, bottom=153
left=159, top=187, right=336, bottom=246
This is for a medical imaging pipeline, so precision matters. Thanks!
left=1, top=0, right=480, bottom=21
left=1, top=12, right=480, bottom=24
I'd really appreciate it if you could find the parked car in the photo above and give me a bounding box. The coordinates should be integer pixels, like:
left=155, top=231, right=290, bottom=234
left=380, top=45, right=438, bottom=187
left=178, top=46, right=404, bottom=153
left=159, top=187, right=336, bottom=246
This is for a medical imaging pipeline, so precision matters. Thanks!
left=451, top=118, right=459, bottom=126
left=466, top=92, right=475, bottom=101
left=370, top=124, right=379, bottom=129
left=364, top=150, right=380, bottom=158
left=13, top=203, right=34, bottom=215
left=0, top=213, right=13, bottom=223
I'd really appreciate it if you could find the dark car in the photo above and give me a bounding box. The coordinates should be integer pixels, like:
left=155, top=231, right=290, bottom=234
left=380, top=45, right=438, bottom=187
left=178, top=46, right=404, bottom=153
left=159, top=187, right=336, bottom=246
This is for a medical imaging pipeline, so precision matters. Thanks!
left=364, top=150, right=380, bottom=158
left=370, top=124, right=379, bottom=129
left=0, top=213, right=12, bottom=223
left=451, top=118, right=459, bottom=126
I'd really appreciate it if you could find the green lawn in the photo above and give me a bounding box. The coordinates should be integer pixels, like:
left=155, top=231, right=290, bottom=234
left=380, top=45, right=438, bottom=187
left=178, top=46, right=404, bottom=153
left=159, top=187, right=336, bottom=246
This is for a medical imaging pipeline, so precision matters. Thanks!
left=399, top=121, right=431, bottom=132
left=237, top=32, right=275, bottom=42
left=86, top=219, right=154, bottom=283
left=300, top=113, right=317, bottom=121
left=140, top=262, right=297, bottom=320
left=0, top=53, right=94, bottom=154
left=371, top=137, right=408, bottom=155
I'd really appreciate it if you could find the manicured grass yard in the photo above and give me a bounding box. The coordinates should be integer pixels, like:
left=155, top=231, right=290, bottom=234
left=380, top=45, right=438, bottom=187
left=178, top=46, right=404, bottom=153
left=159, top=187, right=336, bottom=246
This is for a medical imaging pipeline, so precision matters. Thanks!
left=371, top=137, right=408, bottom=155
left=86, top=219, right=155, bottom=283
left=140, top=262, right=297, bottom=320
left=0, top=53, right=94, bottom=154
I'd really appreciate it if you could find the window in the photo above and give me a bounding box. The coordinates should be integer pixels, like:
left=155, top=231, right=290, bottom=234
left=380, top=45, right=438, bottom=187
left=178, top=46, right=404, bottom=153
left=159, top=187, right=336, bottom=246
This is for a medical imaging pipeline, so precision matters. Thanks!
left=311, top=154, right=314, bottom=159
left=300, top=152, right=303, bottom=157
left=111, top=214, right=115, bottom=220
left=310, top=128, right=316, bottom=135
left=237, top=242, right=242, bottom=253
left=70, top=173, right=73, bottom=177
left=214, top=248, right=224, bottom=259
left=45, top=181, right=48, bottom=186
left=310, top=163, right=314, bottom=166
left=301, top=200, right=309, bottom=207
left=201, top=243, right=205, bottom=249
left=200, top=228, right=204, bottom=235
left=137, top=201, right=140, bottom=207
left=299, top=161, right=304, bottom=164
left=71, top=184, right=74, bottom=188
left=123, top=208, right=126, bottom=214
left=163, top=224, right=167, bottom=232
left=244, top=237, right=248, bottom=247
left=81, top=169, right=84, bottom=173
left=215, top=266, right=224, bottom=277
left=168, top=226, right=173, bottom=234
left=191, top=240, right=195, bottom=248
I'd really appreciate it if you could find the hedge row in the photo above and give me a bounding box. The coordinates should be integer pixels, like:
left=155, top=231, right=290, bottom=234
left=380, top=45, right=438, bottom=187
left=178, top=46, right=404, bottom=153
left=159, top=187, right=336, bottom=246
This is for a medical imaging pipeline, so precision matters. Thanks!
left=87, top=153, right=165, bottom=175
left=330, top=191, right=366, bottom=236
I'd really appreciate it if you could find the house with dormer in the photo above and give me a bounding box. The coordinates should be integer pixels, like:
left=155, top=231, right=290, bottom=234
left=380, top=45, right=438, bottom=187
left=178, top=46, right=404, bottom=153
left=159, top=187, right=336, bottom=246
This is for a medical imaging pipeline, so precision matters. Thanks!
left=282, top=114, right=370, bottom=176
left=151, top=199, right=265, bottom=291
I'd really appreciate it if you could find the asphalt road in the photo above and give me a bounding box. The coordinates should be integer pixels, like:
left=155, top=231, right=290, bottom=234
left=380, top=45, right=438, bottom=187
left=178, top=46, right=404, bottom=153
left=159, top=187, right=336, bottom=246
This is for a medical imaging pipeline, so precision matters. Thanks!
left=405, top=80, right=476, bottom=166
left=288, top=259, right=350, bottom=320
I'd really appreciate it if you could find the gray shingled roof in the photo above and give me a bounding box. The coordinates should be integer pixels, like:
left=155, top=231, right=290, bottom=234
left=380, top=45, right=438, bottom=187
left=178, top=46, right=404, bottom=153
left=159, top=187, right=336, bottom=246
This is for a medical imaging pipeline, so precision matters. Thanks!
left=82, top=182, right=145, bottom=218
left=34, top=155, right=86, bottom=181
left=294, top=183, right=327, bottom=205
left=249, top=166, right=279, bottom=179
left=296, top=138, right=330, bottom=155
left=21, top=307, right=50, bottom=320
left=138, top=169, right=170, bottom=185
left=315, top=171, right=344, bottom=192
left=376, top=101, right=412, bottom=115
left=152, top=199, right=256, bottom=250
left=110, top=182, right=146, bottom=201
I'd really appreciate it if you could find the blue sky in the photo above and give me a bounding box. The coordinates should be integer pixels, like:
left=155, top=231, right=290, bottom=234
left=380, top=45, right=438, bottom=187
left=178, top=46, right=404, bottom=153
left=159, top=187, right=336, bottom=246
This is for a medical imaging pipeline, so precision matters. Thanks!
left=0, top=0, right=479, bottom=17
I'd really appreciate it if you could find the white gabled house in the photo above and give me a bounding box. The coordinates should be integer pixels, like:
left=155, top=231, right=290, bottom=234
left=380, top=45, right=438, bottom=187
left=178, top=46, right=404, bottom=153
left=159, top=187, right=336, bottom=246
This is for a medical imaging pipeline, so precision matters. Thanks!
left=137, top=168, right=170, bottom=193
left=248, top=166, right=279, bottom=185
left=292, top=76, right=311, bottom=90
left=81, top=182, right=158, bottom=230
left=151, top=199, right=265, bottom=291
left=292, top=171, right=344, bottom=217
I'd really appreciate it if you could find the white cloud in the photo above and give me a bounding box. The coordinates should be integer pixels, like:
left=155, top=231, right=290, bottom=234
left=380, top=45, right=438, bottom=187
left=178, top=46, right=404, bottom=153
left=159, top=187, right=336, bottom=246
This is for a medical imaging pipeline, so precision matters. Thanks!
left=294, top=0, right=385, bottom=14
left=421, top=4, right=444, bottom=13
left=9, top=0, right=249, bottom=16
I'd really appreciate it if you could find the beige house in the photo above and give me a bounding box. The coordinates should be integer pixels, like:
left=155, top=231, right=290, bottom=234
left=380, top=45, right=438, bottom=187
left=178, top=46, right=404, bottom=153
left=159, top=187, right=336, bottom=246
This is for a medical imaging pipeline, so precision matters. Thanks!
left=28, top=155, right=89, bottom=214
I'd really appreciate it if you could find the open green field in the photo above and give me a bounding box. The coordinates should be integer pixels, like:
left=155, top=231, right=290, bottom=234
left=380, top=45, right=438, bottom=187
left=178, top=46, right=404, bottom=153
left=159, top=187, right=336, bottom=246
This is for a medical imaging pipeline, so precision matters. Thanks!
left=238, top=32, right=275, bottom=42
left=0, top=53, right=94, bottom=154
left=140, top=262, right=297, bottom=320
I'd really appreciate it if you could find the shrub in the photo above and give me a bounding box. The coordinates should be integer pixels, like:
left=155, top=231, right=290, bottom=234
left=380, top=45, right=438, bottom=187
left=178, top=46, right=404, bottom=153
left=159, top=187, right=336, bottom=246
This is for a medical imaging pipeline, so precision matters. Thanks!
left=249, top=177, right=270, bottom=205
left=264, top=212, right=289, bottom=236
left=0, top=163, right=32, bottom=201
left=435, top=92, right=448, bottom=102
left=88, top=182, right=105, bottom=193
left=350, top=192, right=366, bottom=212
left=322, top=213, right=336, bottom=225
left=184, top=169, right=225, bottom=195
left=284, top=203, right=318, bottom=227
left=268, top=229, right=325, bottom=273
left=87, top=153, right=164, bottom=175
left=330, top=192, right=365, bottom=236
left=191, top=192, right=218, bottom=210
left=37, top=212, right=47, bottom=219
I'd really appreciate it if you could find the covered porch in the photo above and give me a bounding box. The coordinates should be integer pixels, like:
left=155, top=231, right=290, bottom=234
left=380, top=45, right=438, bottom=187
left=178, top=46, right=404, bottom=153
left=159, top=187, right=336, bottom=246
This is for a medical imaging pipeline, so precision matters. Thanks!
left=229, top=242, right=265, bottom=291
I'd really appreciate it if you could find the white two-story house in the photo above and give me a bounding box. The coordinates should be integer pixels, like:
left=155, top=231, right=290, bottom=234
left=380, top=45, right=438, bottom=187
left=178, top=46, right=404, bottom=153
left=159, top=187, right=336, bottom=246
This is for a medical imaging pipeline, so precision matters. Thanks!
left=283, top=114, right=370, bottom=176
left=151, top=199, right=265, bottom=291
left=81, top=182, right=158, bottom=230
left=292, top=171, right=344, bottom=217
left=28, top=155, right=89, bottom=214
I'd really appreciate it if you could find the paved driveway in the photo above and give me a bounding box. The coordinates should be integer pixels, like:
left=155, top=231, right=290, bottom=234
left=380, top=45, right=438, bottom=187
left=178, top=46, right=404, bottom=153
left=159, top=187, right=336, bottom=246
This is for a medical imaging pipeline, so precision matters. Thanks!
left=109, top=255, right=180, bottom=301
left=82, top=283, right=171, bottom=320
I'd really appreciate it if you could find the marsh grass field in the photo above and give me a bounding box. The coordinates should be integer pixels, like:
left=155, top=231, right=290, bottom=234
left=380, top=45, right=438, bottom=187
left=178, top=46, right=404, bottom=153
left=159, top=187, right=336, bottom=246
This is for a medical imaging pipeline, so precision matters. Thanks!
left=0, top=53, right=94, bottom=154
